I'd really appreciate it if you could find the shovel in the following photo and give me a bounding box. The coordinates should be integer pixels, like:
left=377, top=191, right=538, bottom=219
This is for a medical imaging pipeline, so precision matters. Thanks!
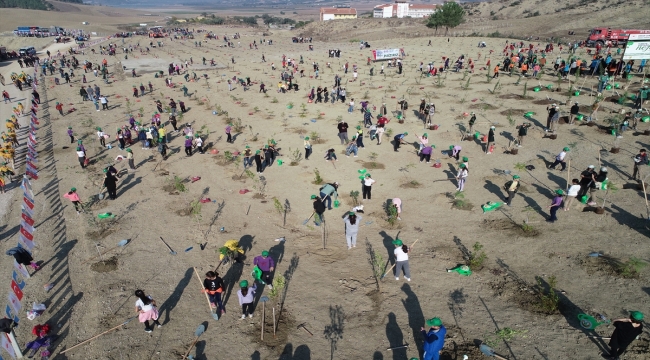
left=182, top=324, right=206, bottom=359
left=98, top=186, right=105, bottom=200
left=159, top=237, right=177, bottom=255
left=302, top=212, right=315, bottom=225
left=193, top=267, right=219, bottom=320
left=480, top=344, right=508, bottom=359
left=81, top=239, right=130, bottom=265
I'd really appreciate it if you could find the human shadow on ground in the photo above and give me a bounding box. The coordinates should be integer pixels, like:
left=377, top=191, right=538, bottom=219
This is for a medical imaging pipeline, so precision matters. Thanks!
left=158, top=267, right=193, bottom=325
left=277, top=343, right=311, bottom=360
left=378, top=230, right=399, bottom=266
left=386, top=312, right=407, bottom=360
left=401, top=283, right=424, bottom=359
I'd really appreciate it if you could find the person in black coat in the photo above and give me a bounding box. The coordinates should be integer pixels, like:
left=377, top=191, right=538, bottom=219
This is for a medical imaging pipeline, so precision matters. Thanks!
left=6, top=246, right=39, bottom=270
left=607, top=311, right=644, bottom=360
left=311, top=195, right=326, bottom=225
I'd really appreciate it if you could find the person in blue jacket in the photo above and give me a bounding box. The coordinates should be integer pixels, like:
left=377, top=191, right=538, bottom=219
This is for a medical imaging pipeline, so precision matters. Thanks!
left=421, top=317, right=446, bottom=360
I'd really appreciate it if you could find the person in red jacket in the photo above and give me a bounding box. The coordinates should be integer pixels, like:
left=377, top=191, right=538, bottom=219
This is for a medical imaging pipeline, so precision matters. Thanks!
left=63, top=187, right=84, bottom=213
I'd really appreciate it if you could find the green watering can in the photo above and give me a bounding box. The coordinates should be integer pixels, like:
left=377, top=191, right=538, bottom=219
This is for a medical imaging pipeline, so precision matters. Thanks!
left=447, top=265, right=472, bottom=276
left=641, top=116, right=650, bottom=123
left=482, top=201, right=502, bottom=213
left=474, top=131, right=481, bottom=139
left=576, top=114, right=584, bottom=121
left=605, top=84, right=612, bottom=90
left=580, top=195, right=589, bottom=204
left=578, top=314, right=610, bottom=330
left=614, top=83, right=620, bottom=89
left=533, top=87, right=541, bottom=92
left=574, top=91, right=580, bottom=96
left=277, top=159, right=283, bottom=165
left=334, top=200, right=340, bottom=208
left=358, top=169, right=367, bottom=174
left=546, top=84, right=553, bottom=90
left=97, top=212, right=115, bottom=219
left=524, top=111, right=535, bottom=118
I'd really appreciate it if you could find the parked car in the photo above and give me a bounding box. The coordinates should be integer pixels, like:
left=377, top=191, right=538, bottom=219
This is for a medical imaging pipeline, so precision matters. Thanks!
left=18, top=47, right=36, bottom=56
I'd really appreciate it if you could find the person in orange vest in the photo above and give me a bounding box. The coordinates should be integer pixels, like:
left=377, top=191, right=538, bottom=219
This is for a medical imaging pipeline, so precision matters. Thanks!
left=202, top=271, right=226, bottom=315
left=493, top=64, right=500, bottom=78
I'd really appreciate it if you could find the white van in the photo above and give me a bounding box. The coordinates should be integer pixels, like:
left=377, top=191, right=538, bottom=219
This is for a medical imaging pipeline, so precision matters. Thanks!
left=19, top=47, right=36, bottom=56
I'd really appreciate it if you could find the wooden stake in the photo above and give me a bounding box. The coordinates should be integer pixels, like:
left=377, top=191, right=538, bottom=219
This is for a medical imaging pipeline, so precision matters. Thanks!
left=273, top=307, right=276, bottom=337
left=193, top=267, right=213, bottom=314
left=567, top=159, right=571, bottom=189
left=261, top=301, right=265, bottom=341
left=61, top=316, right=138, bottom=354
left=641, top=177, right=650, bottom=220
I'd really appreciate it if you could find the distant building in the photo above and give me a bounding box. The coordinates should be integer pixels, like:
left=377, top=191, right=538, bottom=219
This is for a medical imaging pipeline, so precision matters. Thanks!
left=320, top=7, right=358, bottom=21
left=373, top=1, right=437, bottom=18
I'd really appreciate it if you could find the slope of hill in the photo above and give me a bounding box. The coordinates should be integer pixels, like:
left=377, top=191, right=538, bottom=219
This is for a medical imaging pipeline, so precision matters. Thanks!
left=0, top=0, right=52, bottom=10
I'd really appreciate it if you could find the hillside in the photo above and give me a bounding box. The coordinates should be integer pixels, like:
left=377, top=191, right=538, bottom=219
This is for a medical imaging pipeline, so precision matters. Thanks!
left=0, top=0, right=52, bottom=10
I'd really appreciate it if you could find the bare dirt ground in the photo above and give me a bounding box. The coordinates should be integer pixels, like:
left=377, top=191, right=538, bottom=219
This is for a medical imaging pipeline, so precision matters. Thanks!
left=1, top=10, right=649, bottom=360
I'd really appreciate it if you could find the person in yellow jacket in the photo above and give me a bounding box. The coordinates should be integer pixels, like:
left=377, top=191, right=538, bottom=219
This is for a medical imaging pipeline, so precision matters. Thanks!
left=1, top=148, right=14, bottom=169
left=0, top=162, right=15, bottom=184
left=16, top=102, right=24, bottom=115
left=7, top=129, right=18, bottom=146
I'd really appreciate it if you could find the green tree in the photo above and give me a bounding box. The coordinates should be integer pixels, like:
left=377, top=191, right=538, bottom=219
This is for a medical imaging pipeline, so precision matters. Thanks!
left=427, top=1, right=465, bottom=35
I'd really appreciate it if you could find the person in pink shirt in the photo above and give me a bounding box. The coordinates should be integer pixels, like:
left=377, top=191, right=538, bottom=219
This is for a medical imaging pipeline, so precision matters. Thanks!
left=63, top=187, right=84, bottom=213
left=532, top=64, right=541, bottom=78
left=225, top=123, right=232, bottom=143
left=392, top=198, right=402, bottom=220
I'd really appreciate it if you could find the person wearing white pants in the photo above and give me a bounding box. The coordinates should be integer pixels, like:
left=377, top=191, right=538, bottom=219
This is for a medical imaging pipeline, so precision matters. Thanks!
left=393, top=239, right=411, bottom=281
left=456, top=164, right=468, bottom=192
left=343, top=212, right=362, bottom=249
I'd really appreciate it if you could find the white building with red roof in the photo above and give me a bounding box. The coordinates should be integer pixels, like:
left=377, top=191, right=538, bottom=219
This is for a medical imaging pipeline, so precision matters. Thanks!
left=373, top=1, right=437, bottom=18
left=320, top=7, right=358, bottom=21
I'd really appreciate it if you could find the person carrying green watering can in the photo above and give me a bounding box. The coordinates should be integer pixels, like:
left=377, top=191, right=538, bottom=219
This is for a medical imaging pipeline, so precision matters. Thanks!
left=319, top=182, right=339, bottom=210
left=253, top=251, right=275, bottom=289
left=606, top=311, right=644, bottom=360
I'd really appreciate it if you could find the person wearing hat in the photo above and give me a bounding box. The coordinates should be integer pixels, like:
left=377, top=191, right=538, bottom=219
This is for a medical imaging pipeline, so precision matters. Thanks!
left=547, top=189, right=564, bottom=222
left=569, top=102, right=580, bottom=124
left=421, top=317, right=446, bottom=360
left=549, top=147, right=569, bottom=171
left=426, top=102, right=435, bottom=126
left=343, top=211, right=362, bottom=249
left=253, top=251, right=275, bottom=289
left=96, top=127, right=106, bottom=148
left=67, top=126, right=74, bottom=144
left=468, top=112, right=477, bottom=134
left=419, top=98, right=426, bottom=119
left=184, top=135, right=193, bottom=156
left=0, top=162, right=15, bottom=185
left=63, top=187, right=84, bottom=213
left=450, top=144, right=462, bottom=161
left=193, top=134, right=204, bottom=154
left=319, top=182, right=339, bottom=210
left=225, top=123, right=232, bottom=143
left=632, top=148, right=648, bottom=181
left=312, top=195, right=326, bottom=225
left=362, top=173, right=375, bottom=200
left=304, top=137, right=312, bottom=160
left=504, top=175, right=521, bottom=206
left=355, top=126, right=364, bottom=148
left=415, top=133, right=429, bottom=154
left=546, top=104, right=558, bottom=131
left=456, top=163, right=468, bottom=192
left=337, top=119, right=349, bottom=145
left=237, top=280, right=257, bottom=319
left=393, top=132, right=408, bottom=152
left=126, top=148, right=136, bottom=171
left=577, top=165, right=596, bottom=199
left=607, top=311, right=644, bottom=359
left=392, top=239, right=411, bottom=281
left=76, top=146, right=86, bottom=169
left=103, top=167, right=119, bottom=200
left=345, top=136, right=359, bottom=157
left=243, top=145, right=253, bottom=168
left=254, top=149, right=265, bottom=174
left=485, top=126, right=496, bottom=154
left=585, top=167, right=609, bottom=205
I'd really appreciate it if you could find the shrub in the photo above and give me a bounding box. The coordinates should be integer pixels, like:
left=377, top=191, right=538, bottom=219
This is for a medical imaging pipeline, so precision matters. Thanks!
left=536, top=275, right=560, bottom=313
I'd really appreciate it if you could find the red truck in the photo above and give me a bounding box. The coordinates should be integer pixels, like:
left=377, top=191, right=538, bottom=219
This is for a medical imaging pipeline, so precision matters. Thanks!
left=586, top=27, right=650, bottom=47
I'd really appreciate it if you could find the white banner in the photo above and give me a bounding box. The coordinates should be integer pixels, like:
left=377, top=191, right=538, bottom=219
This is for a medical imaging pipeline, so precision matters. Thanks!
left=623, top=41, right=650, bottom=60
left=372, top=48, right=404, bottom=61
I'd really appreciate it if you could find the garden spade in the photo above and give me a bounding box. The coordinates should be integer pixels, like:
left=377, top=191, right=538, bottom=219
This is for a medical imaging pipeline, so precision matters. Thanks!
left=182, top=324, right=206, bottom=359
left=479, top=344, right=507, bottom=359
left=159, top=236, right=177, bottom=255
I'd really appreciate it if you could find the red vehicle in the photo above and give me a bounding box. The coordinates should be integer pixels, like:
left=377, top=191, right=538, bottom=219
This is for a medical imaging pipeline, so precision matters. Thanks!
left=586, top=27, right=650, bottom=47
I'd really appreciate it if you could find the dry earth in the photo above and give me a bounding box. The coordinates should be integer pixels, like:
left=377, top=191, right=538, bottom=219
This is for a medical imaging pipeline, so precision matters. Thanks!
left=0, top=8, right=649, bottom=360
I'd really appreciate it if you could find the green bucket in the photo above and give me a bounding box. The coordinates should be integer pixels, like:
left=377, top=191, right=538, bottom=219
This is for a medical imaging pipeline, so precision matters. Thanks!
left=286, top=105, right=293, bottom=109
left=573, top=91, right=580, bottom=96
left=524, top=111, right=535, bottom=118
left=580, top=195, right=588, bottom=204
left=474, top=131, right=481, bottom=139
left=642, top=116, right=650, bottom=123
left=481, top=201, right=502, bottom=213
left=449, top=145, right=454, bottom=150
left=98, top=212, right=114, bottom=219
left=614, top=83, right=620, bottom=89
left=605, top=84, right=612, bottom=90
left=546, top=84, right=553, bottom=89
left=397, top=114, right=403, bottom=120
left=576, top=114, right=584, bottom=121
left=334, top=200, right=340, bottom=208
left=358, top=169, right=367, bottom=174
left=533, top=87, right=541, bottom=92
left=277, top=159, right=283, bottom=165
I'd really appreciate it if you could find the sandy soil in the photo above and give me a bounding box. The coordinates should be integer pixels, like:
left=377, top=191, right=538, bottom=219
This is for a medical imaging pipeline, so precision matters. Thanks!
left=1, top=21, right=649, bottom=360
